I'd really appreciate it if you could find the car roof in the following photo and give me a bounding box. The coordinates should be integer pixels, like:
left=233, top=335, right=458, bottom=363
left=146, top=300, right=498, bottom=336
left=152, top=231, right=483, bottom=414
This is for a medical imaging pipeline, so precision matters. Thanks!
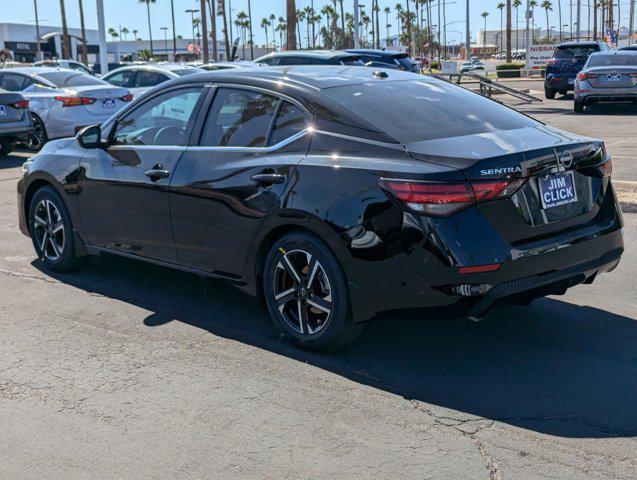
left=175, top=65, right=427, bottom=91
left=0, top=66, right=70, bottom=75
left=556, top=41, right=604, bottom=47
left=105, top=63, right=197, bottom=76
left=257, top=50, right=357, bottom=59
left=345, top=49, right=405, bottom=55
left=589, top=50, right=637, bottom=56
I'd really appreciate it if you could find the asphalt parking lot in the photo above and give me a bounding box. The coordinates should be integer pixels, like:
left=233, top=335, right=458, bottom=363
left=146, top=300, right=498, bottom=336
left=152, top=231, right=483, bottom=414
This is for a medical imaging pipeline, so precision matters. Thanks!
left=1, top=100, right=636, bottom=478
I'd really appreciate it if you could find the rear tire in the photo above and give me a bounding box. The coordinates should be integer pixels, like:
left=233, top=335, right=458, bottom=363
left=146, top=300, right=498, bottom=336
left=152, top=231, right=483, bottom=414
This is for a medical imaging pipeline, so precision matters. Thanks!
left=28, top=186, right=79, bottom=272
left=263, top=232, right=363, bottom=351
left=545, top=87, right=556, bottom=99
left=0, top=143, right=14, bottom=156
left=574, top=99, right=585, bottom=113
left=24, top=115, right=47, bottom=152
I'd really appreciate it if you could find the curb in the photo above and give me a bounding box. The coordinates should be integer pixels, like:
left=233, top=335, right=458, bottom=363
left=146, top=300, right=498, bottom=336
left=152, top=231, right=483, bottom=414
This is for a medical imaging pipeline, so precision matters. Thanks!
left=615, top=181, right=637, bottom=214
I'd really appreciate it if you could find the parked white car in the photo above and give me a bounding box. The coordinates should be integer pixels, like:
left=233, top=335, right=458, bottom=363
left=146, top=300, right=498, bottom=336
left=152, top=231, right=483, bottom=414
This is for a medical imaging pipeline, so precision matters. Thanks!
left=0, top=67, right=132, bottom=150
left=101, top=64, right=204, bottom=98
left=33, top=59, right=93, bottom=76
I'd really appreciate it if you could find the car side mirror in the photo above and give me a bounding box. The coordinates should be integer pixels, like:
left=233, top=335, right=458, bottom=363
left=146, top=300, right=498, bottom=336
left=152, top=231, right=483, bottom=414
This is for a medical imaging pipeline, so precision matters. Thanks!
left=76, top=125, right=104, bottom=149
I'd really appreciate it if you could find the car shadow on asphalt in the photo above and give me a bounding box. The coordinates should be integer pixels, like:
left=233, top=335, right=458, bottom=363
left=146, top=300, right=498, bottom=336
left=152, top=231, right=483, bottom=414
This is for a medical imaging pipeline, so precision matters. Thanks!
left=0, top=153, right=28, bottom=169
left=33, top=254, right=637, bottom=440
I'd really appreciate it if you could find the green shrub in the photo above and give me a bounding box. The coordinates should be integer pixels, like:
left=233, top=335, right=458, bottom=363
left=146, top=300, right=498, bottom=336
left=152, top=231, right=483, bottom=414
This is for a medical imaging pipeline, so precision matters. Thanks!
left=496, top=62, right=525, bottom=78
left=495, top=62, right=526, bottom=70
left=430, top=61, right=440, bottom=70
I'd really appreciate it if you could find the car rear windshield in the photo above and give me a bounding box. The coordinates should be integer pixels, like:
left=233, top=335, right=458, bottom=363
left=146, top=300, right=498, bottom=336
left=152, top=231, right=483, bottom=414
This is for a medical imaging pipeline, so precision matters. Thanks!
left=587, top=54, right=637, bottom=67
left=172, top=68, right=203, bottom=76
left=323, top=79, right=537, bottom=143
left=38, top=71, right=107, bottom=87
left=340, top=55, right=365, bottom=66
left=553, top=45, right=599, bottom=59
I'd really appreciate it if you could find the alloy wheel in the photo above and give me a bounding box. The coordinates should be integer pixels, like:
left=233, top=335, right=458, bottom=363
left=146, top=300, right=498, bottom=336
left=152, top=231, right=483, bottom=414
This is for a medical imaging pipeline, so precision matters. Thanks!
left=33, top=199, right=65, bottom=262
left=273, top=249, right=333, bottom=335
left=25, top=117, right=45, bottom=151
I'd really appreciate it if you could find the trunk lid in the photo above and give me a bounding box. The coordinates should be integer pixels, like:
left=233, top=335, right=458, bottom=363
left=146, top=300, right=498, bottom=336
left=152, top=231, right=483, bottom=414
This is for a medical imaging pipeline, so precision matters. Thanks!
left=585, top=66, right=637, bottom=88
left=405, top=126, right=608, bottom=244
left=0, top=92, right=26, bottom=123
left=65, top=85, right=130, bottom=116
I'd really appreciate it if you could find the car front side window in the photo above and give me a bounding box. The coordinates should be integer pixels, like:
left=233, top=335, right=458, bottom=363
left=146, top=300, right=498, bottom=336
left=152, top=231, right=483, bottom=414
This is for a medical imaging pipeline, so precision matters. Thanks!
left=113, top=87, right=203, bottom=146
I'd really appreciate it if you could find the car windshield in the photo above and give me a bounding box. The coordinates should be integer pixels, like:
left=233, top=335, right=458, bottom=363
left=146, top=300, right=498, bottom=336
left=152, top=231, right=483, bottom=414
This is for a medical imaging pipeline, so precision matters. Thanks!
left=324, top=79, right=537, bottom=143
left=172, top=68, right=203, bottom=76
left=38, top=71, right=106, bottom=87
left=340, top=56, right=365, bottom=66
left=393, top=54, right=415, bottom=68
left=554, top=45, right=598, bottom=59
left=587, top=54, right=637, bottom=67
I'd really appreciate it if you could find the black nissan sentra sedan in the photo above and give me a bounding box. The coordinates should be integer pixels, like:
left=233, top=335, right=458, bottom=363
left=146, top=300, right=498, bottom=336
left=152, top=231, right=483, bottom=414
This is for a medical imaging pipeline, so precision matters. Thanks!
left=17, top=66, right=624, bottom=350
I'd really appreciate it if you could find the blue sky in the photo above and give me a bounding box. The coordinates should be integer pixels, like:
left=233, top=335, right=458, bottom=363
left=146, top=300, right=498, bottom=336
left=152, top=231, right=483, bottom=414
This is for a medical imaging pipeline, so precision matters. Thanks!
left=2, top=1, right=634, bottom=46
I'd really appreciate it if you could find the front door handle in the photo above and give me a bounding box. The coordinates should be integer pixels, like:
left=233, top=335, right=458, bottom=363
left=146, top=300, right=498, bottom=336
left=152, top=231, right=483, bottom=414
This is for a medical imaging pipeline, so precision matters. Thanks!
left=145, top=164, right=170, bottom=181
left=251, top=173, right=286, bottom=186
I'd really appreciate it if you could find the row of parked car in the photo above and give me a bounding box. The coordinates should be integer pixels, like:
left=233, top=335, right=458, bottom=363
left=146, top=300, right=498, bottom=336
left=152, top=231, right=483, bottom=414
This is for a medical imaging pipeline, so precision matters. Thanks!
left=544, top=42, right=637, bottom=112
left=0, top=48, right=423, bottom=156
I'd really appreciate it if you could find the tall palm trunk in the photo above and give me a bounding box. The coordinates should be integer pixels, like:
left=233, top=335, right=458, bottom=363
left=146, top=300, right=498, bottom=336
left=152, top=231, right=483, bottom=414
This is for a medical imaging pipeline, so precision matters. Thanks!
left=500, top=8, right=504, bottom=54
left=171, top=0, right=177, bottom=59
left=593, top=0, right=598, bottom=39
left=78, top=0, right=88, bottom=64
left=506, top=0, right=512, bottom=62
left=145, top=1, right=154, bottom=55
left=375, top=0, right=381, bottom=49
left=558, top=0, right=563, bottom=40
left=287, top=0, right=298, bottom=50
left=405, top=0, right=412, bottom=56
left=247, top=0, right=254, bottom=59
left=339, top=0, right=345, bottom=48
left=206, top=0, right=218, bottom=62
left=59, top=0, right=71, bottom=59
left=220, top=1, right=231, bottom=60
left=200, top=0, right=209, bottom=63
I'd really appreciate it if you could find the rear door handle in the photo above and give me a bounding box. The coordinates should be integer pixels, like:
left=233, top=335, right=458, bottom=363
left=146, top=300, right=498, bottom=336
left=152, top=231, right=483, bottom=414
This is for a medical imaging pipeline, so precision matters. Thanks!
left=145, top=164, right=170, bottom=181
left=251, top=173, right=286, bottom=185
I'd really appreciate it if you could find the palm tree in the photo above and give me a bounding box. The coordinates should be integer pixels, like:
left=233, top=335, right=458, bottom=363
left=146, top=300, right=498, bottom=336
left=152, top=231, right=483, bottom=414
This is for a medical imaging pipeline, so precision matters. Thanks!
left=558, top=0, right=563, bottom=40
left=234, top=11, right=249, bottom=58
left=513, top=0, right=522, bottom=51
left=276, top=18, right=286, bottom=51
left=59, top=0, right=71, bottom=59
left=261, top=18, right=271, bottom=48
left=384, top=6, right=392, bottom=44
left=287, top=0, right=298, bottom=50
left=481, top=11, right=489, bottom=48
left=529, top=0, right=538, bottom=41
left=205, top=0, right=218, bottom=62
left=218, top=0, right=231, bottom=61
left=497, top=3, right=505, bottom=54
left=303, top=6, right=314, bottom=48
left=269, top=14, right=277, bottom=49
left=374, top=0, right=381, bottom=49
left=339, top=0, right=346, bottom=48
left=170, top=0, right=177, bottom=59
left=506, top=0, right=512, bottom=62
left=121, top=27, right=130, bottom=42
left=542, top=1, right=553, bottom=42
left=139, top=0, right=156, bottom=56
left=78, top=0, right=88, bottom=65
left=296, top=8, right=306, bottom=49
left=133, top=29, right=139, bottom=40
left=108, top=27, right=118, bottom=41
left=395, top=3, right=404, bottom=39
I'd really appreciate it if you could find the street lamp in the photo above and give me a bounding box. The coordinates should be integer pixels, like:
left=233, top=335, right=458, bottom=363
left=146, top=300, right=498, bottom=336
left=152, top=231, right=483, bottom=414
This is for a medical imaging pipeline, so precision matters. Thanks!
left=160, top=27, right=169, bottom=59
left=185, top=8, right=199, bottom=58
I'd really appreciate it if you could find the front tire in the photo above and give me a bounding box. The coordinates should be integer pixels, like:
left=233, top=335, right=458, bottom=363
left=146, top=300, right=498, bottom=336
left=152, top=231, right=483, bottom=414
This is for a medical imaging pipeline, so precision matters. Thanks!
left=263, top=232, right=363, bottom=351
left=28, top=186, right=79, bottom=272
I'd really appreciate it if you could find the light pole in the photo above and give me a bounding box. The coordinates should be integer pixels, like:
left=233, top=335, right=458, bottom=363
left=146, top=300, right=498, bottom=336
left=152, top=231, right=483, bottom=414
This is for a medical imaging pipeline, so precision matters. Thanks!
left=465, top=0, right=470, bottom=60
left=185, top=8, right=198, bottom=59
left=96, top=0, right=108, bottom=74
left=354, top=0, right=361, bottom=48
left=161, top=26, right=169, bottom=59
left=33, top=0, right=42, bottom=60
left=525, top=0, right=531, bottom=69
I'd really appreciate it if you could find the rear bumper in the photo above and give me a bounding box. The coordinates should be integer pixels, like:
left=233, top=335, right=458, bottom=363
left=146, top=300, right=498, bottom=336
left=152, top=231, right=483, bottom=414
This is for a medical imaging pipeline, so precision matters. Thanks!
left=578, top=93, right=637, bottom=104
left=546, top=75, right=575, bottom=90
left=0, top=123, right=33, bottom=142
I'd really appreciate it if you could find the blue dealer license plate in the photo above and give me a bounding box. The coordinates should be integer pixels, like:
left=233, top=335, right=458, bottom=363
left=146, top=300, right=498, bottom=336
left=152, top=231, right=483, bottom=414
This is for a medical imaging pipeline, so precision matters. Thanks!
left=538, top=171, right=577, bottom=209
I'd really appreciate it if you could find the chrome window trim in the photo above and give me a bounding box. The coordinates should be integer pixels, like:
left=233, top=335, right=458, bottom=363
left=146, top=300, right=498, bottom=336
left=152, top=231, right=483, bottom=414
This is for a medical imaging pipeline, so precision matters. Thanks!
left=206, top=82, right=312, bottom=117
left=185, top=128, right=310, bottom=152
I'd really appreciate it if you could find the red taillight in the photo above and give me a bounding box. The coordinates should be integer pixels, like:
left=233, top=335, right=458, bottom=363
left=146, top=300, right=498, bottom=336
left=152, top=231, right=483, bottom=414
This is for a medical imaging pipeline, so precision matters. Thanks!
left=54, top=96, right=96, bottom=107
left=121, top=93, right=134, bottom=102
left=577, top=72, right=599, bottom=81
left=10, top=99, right=29, bottom=109
left=599, top=157, right=612, bottom=178
left=458, top=263, right=501, bottom=275
left=380, top=178, right=526, bottom=216
left=547, top=58, right=559, bottom=66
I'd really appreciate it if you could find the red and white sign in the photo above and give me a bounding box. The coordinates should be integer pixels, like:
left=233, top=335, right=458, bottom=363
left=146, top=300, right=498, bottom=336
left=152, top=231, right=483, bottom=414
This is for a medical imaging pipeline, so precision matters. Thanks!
left=527, top=44, right=555, bottom=68
left=187, top=43, right=201, bottom=55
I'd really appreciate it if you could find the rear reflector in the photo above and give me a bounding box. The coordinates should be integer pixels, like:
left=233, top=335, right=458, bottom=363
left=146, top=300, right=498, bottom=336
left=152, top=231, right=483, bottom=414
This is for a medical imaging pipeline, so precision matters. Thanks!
left=599, top=157, right=612, bottom=178
left=380, top=178, right=527, bottom=216
left=458, top=264, right=501, bottom=275
left=121, top=93, right=134, bottom=102
left=55, top=96, right=96, bottom=107
left=10, top=99, right=29, bottom=109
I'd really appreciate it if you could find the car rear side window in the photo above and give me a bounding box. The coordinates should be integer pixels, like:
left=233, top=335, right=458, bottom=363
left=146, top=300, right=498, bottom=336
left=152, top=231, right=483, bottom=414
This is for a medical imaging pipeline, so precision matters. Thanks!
left=134, top=71, right=169, bottom=87
left=324, top=79, right=537, bottom=143
left=553, top=45, right=599, bottom=59
left=200, top=88, right=278, bottom=147
left=105, top=70, right=136, bottom=87
left=268, top=102, right=307, bottom=146
left=113, top=87, right=203, bottom=146
left=0, top=73, right=27, bottom=91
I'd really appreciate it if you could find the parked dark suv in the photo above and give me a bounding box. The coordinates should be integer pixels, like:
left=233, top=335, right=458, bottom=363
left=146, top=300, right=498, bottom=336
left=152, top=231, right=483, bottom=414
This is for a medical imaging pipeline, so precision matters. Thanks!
left=344, top=49, right=420, bottom=73
left=545, top=41, right=608, bottom=99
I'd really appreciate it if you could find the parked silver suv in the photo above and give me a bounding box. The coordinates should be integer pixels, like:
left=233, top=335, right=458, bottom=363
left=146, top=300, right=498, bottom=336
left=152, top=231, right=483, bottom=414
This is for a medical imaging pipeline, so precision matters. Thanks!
left=0, top=89, right=33, bottom=156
